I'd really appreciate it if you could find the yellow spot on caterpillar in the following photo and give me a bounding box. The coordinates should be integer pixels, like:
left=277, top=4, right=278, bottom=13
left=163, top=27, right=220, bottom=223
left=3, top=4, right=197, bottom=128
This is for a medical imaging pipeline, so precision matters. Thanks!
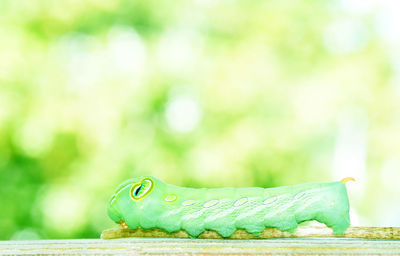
left=203, top=199, right=219, bottom=208
left=263, top=197, right=277, bottom=205
left=341, top=177, right=355, bottom=183
left=234, top=197, right=248, bottom=207
left=182, top=199, right=196, bottom=206
left=294, top=191, right=306, bottom=199
left=164, top=195, right=177, bottom=202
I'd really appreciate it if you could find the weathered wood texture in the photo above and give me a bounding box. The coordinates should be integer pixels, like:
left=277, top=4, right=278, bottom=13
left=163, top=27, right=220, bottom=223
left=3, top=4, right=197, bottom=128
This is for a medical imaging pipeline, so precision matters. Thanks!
left=1, top=238, right=400, bottom=255
left=101, top=226, right=400, bottom=240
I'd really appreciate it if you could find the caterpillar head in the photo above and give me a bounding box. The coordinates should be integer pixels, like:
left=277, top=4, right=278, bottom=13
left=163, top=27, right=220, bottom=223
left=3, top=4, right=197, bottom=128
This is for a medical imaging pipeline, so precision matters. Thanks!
left=107, top=176, right=166, bottom=229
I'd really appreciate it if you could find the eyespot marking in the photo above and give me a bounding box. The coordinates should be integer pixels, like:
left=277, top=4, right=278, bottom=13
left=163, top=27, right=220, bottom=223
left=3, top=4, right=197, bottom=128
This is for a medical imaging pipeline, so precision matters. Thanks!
left=133, top=184, right=143, bottom=196
left=263, top=197, right=277, bottom=205
left=203, top=199, right=219, bottom=208
left=234, top=197, right=248, bottom=207
left=182, top=199, right=196, bottom=206
left=164, top=194, right=177, bottom=202
left=130, top=178, right=154, bottom=201
left=294, top=191, right=306, bottom=199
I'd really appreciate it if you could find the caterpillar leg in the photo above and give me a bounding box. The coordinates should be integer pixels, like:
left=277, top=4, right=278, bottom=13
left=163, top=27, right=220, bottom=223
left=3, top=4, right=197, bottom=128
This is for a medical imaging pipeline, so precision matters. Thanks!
left=120, top=220, right=129, bottom=229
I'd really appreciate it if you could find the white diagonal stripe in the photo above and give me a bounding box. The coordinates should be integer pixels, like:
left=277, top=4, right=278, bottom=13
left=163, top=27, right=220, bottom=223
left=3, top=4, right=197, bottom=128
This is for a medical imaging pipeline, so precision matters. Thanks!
left=237, top=205, right=267, bottom=220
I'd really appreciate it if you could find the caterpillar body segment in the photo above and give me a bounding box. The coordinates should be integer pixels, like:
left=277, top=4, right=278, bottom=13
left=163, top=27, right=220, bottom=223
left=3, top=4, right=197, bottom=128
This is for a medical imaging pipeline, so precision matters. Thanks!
left=108, top=176, right=351, bottom=238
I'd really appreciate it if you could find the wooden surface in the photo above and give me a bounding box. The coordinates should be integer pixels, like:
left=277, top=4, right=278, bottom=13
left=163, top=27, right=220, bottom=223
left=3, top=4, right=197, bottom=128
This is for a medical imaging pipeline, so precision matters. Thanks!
left=102, top=226, right=400, bottom=240
left=1, top=237, right=400, bottom=255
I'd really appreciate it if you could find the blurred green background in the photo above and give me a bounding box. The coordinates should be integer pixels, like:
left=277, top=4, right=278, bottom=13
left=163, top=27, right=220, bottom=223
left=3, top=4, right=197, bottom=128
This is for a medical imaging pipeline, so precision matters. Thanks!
left=0, top=0, right=399, bottom=240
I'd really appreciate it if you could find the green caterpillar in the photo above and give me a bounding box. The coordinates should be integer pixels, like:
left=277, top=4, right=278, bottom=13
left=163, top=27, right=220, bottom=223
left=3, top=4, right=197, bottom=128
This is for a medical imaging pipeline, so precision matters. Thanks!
left=107, top=176, right=353, bottom=238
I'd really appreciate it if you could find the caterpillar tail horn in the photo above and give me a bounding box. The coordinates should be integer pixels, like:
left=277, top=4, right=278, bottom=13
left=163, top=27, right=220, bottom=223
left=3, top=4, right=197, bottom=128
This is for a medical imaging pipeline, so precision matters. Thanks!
left=341, top=177, right=355, bottom=184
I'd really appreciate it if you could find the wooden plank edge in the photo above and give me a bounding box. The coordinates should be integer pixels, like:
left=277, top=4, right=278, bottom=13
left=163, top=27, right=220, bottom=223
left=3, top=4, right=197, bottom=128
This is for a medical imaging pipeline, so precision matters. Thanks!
left=101, top=226, right=400, bottom=240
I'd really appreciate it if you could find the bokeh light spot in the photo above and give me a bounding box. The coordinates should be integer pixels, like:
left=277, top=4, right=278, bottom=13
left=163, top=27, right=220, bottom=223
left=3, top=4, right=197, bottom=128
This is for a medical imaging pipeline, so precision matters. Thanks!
left=165, top=92, right=202, bottom=133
